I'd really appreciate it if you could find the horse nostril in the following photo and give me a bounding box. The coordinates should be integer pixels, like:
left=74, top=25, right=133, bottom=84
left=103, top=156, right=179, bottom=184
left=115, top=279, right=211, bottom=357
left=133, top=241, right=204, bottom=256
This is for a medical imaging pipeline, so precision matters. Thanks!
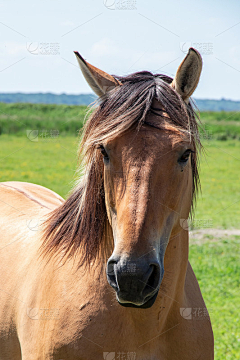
left=106, top=258, right=118, bottom=290
left=144, top=264, right=161, bottom=295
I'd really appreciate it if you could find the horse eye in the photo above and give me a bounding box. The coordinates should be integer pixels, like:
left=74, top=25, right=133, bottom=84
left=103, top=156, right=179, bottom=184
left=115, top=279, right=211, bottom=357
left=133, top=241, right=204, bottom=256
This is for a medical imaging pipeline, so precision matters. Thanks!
left=179, top=149, right=194, bottom=164
left=98, top=145, right=109, bottom=160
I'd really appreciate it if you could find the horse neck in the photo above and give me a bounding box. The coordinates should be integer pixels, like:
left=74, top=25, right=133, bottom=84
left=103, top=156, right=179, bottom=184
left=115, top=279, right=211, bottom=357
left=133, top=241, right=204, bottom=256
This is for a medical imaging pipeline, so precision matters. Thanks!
left=160, top=229, right=189, bottom=304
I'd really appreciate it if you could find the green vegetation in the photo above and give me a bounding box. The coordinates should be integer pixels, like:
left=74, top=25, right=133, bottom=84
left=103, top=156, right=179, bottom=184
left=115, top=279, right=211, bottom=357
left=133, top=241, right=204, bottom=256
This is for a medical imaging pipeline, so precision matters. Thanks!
left=0, top=135, right=240, bottom=227
left=0, top=103, right=89, bottom=136
left=0, top=135, right=78, bottom=197
left=194, top=140, right=240, bottom=229
left=0, top=103, right=240, bottom=227
left=190, top=236, right=240, bottom=360
left=1, top=93, right=240, bottom=111
left=201, top=111, right=240, bottom=140
left=1, top=103, right=240, bottom=140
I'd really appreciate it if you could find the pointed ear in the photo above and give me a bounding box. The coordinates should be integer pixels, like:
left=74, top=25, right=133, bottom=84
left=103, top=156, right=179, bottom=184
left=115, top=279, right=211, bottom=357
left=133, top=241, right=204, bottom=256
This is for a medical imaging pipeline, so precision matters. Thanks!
left=74, top=51, right=121, bottom=97
left=171, top=48, right=202, bottom=102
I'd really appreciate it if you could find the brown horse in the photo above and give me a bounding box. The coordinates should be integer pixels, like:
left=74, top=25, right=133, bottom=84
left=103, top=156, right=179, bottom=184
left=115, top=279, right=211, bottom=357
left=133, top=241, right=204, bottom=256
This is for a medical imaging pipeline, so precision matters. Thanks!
left=0, top=48, right=214, bottom=359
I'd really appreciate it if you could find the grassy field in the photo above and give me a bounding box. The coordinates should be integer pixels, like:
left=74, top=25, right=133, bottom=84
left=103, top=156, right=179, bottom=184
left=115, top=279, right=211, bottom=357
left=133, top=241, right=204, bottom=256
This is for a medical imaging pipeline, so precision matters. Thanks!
left=0, top=103, right=88, bottom=136
left=195, top=140, right=240, bottom=229
left=0, top=135, right=79, bottom=197
left=0, top=104, right=240, bottom=359
left=201, top=111, right=240, bottom=140
left=190, top=235, right=240, bottom=360
left=1, top=102, right=240, bottom=140
left=1, top=135, right=240, bottom=228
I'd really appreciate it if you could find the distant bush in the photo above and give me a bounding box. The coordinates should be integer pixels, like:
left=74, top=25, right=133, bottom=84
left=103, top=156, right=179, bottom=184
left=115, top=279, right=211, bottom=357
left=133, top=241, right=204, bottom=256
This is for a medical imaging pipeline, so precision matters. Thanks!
left=0, top=103, right=90, bottom=136
left=0, top=103, right=240, bottom=139
left=0, top=93, right=96, bottom=105
left=1, top=93, right=240, bottom=111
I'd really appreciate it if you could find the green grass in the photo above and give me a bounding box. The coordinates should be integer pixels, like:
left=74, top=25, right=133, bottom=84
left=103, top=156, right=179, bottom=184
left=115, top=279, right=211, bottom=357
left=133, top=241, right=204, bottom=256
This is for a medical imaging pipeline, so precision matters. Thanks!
left=1, top=135, right=240, bottom=228
left=201, top=111, right=240, bottom=140
left=0, top=135, right=78, bottom=198
left=194, top=140, right=240, bottom=229
left=1, top=103, right=240, bottom=140
left=0, top=102, right=88, bottom=136
left=189, top=236, right=240, bottom=360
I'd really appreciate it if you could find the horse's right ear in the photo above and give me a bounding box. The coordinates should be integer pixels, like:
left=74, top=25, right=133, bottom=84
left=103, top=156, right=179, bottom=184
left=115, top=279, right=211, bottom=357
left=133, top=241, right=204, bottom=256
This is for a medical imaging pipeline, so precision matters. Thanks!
left=171, top=48, right=202, bottom=102
left=74, top=51, right=121, bottom=97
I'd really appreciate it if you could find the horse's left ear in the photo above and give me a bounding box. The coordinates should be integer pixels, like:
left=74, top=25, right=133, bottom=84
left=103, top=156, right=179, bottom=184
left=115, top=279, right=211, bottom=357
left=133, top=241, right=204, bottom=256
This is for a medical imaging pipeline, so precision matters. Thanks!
left=74, top=51, right=121, bottom=97
left=171, top=48, right=202, bottom=102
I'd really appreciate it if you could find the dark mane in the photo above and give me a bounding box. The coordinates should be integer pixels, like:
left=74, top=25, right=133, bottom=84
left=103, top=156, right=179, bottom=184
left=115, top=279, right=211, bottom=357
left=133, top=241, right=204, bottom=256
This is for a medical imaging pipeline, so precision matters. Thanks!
left=42, top=71, right=202, bottom=265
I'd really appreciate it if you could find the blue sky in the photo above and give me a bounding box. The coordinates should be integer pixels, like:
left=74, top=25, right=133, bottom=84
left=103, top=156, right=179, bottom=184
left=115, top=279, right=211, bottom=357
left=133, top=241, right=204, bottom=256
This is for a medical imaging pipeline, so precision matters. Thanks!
left=0, top=0, right=240, bottom=99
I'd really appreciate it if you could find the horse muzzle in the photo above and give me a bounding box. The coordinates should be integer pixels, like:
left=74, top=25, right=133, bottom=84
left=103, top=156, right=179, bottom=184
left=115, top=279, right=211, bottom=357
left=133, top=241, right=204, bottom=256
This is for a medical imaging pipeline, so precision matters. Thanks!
left=106, top=256, right=163, bottom=308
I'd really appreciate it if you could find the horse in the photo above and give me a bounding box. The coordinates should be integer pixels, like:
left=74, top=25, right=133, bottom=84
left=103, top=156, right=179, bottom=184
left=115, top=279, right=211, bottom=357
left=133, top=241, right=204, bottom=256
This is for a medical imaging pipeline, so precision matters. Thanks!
left=0, top=48, right=214, bottom=359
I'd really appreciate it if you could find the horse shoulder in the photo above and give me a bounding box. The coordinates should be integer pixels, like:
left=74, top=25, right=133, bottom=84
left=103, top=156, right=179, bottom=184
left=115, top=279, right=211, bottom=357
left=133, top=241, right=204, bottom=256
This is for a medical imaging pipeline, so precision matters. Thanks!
left=0, top=181, right=64, bottom=357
